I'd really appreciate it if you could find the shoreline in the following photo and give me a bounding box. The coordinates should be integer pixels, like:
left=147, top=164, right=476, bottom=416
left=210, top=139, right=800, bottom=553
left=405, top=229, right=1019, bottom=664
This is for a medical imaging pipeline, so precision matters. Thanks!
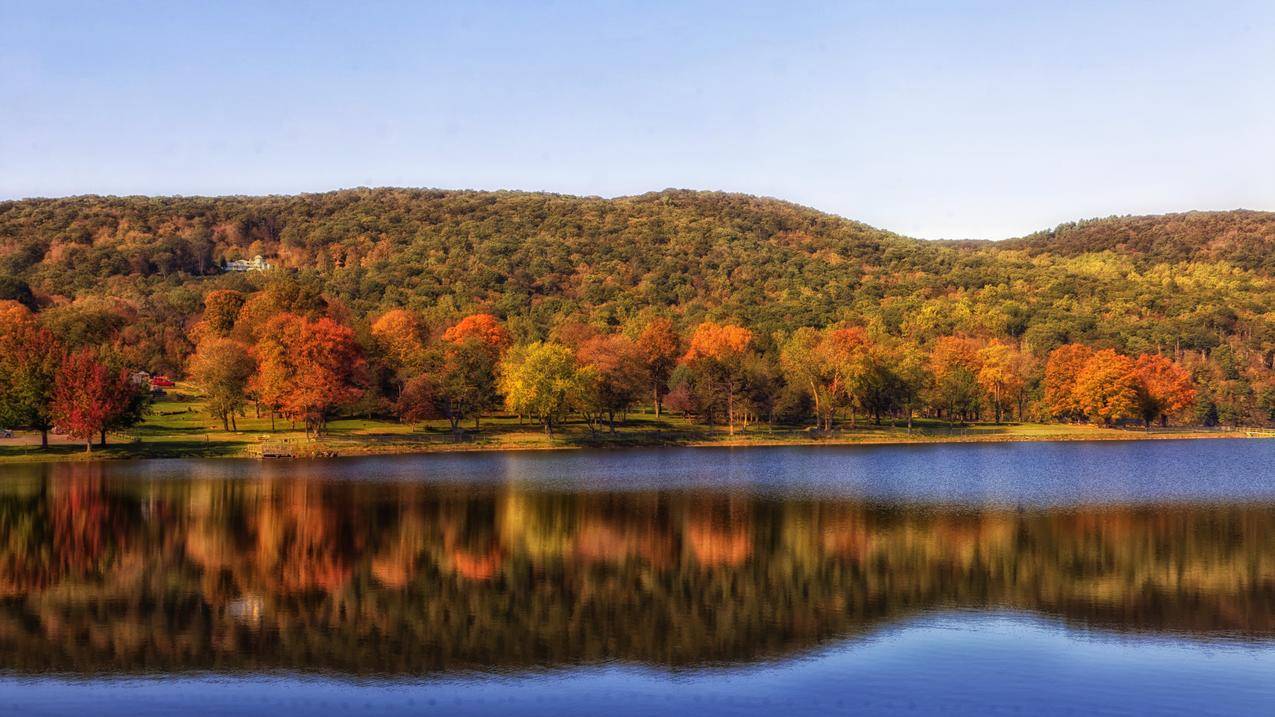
left=0, top=422, right=1268, bottom=464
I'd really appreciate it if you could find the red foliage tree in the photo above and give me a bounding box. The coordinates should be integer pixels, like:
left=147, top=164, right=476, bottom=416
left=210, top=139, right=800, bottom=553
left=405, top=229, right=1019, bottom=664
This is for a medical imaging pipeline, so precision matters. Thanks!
left=51, top=349, right=133, bottom=452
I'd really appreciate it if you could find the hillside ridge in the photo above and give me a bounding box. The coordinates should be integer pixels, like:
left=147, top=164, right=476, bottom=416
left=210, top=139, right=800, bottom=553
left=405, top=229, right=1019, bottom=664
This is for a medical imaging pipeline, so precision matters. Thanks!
left=4, top=186, right=1270, bottom=246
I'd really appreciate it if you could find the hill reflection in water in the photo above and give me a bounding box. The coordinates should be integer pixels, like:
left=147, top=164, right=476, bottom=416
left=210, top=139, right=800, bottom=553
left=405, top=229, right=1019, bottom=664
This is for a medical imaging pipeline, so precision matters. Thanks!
left=0, top=460, right=1272, bottom=675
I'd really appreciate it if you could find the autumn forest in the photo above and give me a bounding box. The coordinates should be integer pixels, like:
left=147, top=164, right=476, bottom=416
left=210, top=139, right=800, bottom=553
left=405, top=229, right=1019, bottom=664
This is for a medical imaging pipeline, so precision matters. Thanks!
left=0, top=189, right=1272, bottom=449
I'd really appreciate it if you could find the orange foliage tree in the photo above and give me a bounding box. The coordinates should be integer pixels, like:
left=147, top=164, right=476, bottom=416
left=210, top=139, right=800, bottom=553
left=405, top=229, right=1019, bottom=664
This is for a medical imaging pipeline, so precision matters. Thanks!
left=1134, top=354, right=1195, bottom=426
left=442, top=313, right=511, bottom=355
left=636, top=317, right=682, bottom=416
left=1073, top=349, right=1141, bottom=425
left=370, top=308, right=427, bottom=371
left=230, top=291, right=285, bottom=345
left=976, top=341, right=1027, bottom=423
left=436, top=313, right=511, bottom=428
left=1043, top=344, right=1094, bottom=421
left=0, top=302, right=63, bottom=447
left=680, top=322, right=755, bottom=435
left=0, top=299, right=33, bottom=327
left=252, top=314, right=366, bottom=436
left=819, top=327, right=874, bottom=427
left=930, top=336, right=983, bottom=422
left=200, top=290, right=246, bottom=338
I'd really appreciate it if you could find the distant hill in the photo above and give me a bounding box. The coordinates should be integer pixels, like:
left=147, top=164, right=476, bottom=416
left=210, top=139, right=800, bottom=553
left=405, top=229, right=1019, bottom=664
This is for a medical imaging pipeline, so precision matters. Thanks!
left=3, top=190, right=1269, bottom=284
left=0, top=189, right=931, bottom=332
left=1003, top=210, right=1275, bottom=271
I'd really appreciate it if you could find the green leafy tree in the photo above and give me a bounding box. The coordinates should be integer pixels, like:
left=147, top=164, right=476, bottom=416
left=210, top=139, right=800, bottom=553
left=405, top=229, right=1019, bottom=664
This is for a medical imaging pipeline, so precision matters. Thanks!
left=779, top=328, right=836, bottom=430
left=188, top=338, right=256, bottom=431
left=498, top=342, right=591, bottom=435
left=398, top=338, right=499, bottom=432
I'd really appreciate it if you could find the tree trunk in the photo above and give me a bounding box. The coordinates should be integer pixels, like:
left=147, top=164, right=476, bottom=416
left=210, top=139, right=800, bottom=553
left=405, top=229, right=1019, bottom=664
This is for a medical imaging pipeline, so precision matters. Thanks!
left=653, top=388, right=662, bottom=417
left=40, top=429, right=48, bottom=449
left=727, top=389, right=735, bottom=436
left=99, top=429, right=107, bottom=448
left=223, top=415, right=230, bottom=431
left=84, top=439, right=92, bottom=453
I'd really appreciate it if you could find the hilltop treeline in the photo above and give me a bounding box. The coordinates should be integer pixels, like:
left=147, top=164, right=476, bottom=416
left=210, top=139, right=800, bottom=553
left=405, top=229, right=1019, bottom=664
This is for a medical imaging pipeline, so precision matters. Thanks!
left=0, top=189, right=1271, bottom=435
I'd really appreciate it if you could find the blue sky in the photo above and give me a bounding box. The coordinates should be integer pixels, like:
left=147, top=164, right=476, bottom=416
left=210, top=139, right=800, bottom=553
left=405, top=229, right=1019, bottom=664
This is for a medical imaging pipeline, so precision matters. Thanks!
left=2, top=1, right=1272, bottom=239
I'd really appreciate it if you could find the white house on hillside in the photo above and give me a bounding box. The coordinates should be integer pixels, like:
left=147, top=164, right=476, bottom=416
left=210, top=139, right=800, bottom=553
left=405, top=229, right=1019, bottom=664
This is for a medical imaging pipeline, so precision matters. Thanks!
left=223, top=255, right=272, bottom=272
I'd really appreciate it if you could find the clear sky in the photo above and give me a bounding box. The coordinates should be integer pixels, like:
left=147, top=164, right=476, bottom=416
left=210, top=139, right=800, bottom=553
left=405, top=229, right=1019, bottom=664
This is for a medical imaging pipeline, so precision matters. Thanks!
left=2, top=1, right=1272, bottom=239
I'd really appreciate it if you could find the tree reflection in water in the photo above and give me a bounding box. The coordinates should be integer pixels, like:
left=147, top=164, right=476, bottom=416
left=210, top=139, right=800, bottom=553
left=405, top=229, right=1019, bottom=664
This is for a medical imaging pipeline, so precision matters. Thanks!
left=0, top=461, right=1272, bottom=675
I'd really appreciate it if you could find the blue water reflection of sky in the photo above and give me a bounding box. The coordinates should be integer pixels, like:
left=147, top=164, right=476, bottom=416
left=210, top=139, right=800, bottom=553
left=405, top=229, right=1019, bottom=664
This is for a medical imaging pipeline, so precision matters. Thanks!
left=4, top=612, right=1272, bottom=716
left=82, top=438, right=1275, bottom=507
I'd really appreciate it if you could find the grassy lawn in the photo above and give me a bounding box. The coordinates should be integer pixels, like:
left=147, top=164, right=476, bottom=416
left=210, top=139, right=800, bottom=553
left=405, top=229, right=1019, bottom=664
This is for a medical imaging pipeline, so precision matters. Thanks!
left=0, top=386, right=1263, bottom=463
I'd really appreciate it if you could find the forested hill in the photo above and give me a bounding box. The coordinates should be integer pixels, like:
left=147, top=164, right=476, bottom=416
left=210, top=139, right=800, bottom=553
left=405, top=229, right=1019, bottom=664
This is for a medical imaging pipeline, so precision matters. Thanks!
left=0, top=189, right=914, bottom=327
left=0, top=188, right=1270, bottom=377
left=1003, top=210, right=1275, bottom=272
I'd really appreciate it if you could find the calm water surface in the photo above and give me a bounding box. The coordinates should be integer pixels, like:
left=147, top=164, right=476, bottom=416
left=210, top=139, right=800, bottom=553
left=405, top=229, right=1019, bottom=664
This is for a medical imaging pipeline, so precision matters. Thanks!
left=1, top=439, right=1272, bottom=715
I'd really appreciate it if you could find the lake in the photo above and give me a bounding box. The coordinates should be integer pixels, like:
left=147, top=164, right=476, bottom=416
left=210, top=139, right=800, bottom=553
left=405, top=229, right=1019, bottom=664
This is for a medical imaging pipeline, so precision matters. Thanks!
left=0, top=439, right=1272, bottom=715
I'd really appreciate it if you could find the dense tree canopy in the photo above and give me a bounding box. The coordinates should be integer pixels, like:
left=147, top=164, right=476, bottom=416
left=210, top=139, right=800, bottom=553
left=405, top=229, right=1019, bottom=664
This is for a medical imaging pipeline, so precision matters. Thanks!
left=0, top=189, right=1269, bottom=435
